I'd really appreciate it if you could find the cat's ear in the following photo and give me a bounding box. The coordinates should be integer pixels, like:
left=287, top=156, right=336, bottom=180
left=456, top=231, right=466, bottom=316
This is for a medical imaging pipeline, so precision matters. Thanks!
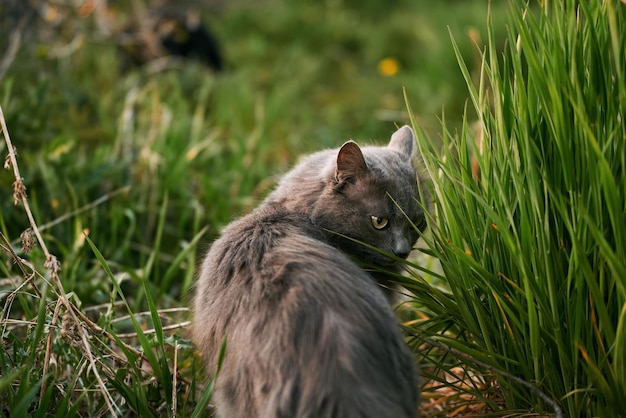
left=388, top=125, right=415, bottom=158
left=335, top=141, right=368, bottom=183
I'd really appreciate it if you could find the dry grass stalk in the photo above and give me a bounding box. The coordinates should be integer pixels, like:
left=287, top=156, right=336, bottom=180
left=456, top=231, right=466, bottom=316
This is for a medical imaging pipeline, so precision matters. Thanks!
left=1, top=104, right=121, bottom=416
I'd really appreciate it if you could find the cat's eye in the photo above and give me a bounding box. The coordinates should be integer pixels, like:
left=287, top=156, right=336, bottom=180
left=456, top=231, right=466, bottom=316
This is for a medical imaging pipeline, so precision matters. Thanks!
left=415, top=216, right=427, bottom=231
left=371, top=216, right=389, bottom=230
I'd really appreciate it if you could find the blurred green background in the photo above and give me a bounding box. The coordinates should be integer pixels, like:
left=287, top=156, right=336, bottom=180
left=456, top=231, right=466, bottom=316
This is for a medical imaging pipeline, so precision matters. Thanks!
left=0, top=0, right=509, bottom=305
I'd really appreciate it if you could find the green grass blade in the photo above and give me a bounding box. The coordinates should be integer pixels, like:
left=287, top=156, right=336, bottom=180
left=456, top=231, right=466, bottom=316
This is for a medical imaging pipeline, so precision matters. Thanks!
left=190, top=337, right=227, bottom=418
left=84, top=235, right=164, bottom=385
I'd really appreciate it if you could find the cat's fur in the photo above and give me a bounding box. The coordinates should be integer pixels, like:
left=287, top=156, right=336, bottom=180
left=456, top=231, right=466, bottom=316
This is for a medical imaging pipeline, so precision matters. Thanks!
left=193, top=126, right=426, bottom=418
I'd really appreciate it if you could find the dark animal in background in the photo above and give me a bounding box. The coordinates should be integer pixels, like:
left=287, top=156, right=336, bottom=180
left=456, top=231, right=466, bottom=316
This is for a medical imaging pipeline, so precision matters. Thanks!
left=119, top=8, right=223, bottom=71
left=157, top=13, right=222, bottom=71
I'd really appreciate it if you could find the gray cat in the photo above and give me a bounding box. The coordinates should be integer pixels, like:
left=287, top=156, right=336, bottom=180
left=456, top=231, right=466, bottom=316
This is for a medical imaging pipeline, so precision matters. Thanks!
left=193, top=125, right=427, bottom=418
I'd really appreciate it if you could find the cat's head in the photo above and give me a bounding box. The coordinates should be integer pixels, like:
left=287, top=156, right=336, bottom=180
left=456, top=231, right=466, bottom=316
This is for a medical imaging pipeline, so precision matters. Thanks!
left=311, top=125, right=427, bottom=268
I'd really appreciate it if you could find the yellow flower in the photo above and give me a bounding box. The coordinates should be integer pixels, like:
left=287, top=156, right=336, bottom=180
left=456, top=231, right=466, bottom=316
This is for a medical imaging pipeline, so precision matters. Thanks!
left=378, top=58, right=400, bottom=77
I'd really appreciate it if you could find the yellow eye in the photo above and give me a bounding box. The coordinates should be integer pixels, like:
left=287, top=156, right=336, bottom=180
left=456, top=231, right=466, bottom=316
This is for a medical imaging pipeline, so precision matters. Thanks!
left=371, top=216, right=389, bottom=230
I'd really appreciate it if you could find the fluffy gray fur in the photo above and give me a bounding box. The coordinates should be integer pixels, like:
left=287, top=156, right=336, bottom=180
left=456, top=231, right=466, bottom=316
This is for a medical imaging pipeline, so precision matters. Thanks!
left=193, top=126, right=426, bottom=418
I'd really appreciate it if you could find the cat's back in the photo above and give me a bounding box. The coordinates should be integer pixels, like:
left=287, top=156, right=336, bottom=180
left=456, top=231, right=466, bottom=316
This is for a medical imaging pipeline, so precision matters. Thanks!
left=193, top=205, right=418, bottom=418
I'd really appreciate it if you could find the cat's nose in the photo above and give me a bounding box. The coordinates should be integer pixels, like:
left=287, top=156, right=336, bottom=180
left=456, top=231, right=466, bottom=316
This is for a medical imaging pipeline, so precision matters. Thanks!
left=393, top=249, right=410, bottom=259
left=393, top=237, right=411, bottom=259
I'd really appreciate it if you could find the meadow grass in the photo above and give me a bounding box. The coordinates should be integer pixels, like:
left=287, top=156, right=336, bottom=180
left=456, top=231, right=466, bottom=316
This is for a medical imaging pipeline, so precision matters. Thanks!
left=2, top=0, right=623, bottom=416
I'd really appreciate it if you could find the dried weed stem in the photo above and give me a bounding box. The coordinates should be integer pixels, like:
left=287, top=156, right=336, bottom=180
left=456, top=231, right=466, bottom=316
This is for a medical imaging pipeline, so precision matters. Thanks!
left=1, top=105, right=121, bottom=416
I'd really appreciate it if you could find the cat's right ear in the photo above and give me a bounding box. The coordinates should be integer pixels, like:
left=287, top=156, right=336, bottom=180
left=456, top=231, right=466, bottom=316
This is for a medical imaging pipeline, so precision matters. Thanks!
left=335, top=141, right=368, bottom=184
left=388, top=125, right=416, bottom=158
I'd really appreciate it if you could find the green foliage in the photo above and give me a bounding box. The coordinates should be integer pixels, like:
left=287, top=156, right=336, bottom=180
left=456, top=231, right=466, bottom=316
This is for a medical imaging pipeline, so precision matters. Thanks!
left=409, top=0, right=626, bottom=416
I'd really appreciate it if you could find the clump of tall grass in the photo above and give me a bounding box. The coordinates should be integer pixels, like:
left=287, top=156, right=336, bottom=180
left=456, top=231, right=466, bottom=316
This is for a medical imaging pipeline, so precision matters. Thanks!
left=409, top=0, right=625, bottom=416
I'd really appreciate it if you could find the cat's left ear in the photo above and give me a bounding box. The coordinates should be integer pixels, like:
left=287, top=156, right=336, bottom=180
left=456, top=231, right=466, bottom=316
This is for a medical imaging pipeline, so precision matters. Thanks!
left=388, top=125, right=416, bottom=158
left=336, top=141, right=368, bottom=183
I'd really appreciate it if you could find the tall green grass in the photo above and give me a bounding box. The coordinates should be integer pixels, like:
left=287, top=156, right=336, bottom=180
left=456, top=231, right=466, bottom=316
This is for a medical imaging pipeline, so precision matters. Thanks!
left=409, top=0, right=625, bottom=416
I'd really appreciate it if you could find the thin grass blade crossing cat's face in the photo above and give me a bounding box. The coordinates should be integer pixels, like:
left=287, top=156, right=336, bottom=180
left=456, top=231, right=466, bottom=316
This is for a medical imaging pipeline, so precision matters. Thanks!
left=312, top=126, right=426, bottom=266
